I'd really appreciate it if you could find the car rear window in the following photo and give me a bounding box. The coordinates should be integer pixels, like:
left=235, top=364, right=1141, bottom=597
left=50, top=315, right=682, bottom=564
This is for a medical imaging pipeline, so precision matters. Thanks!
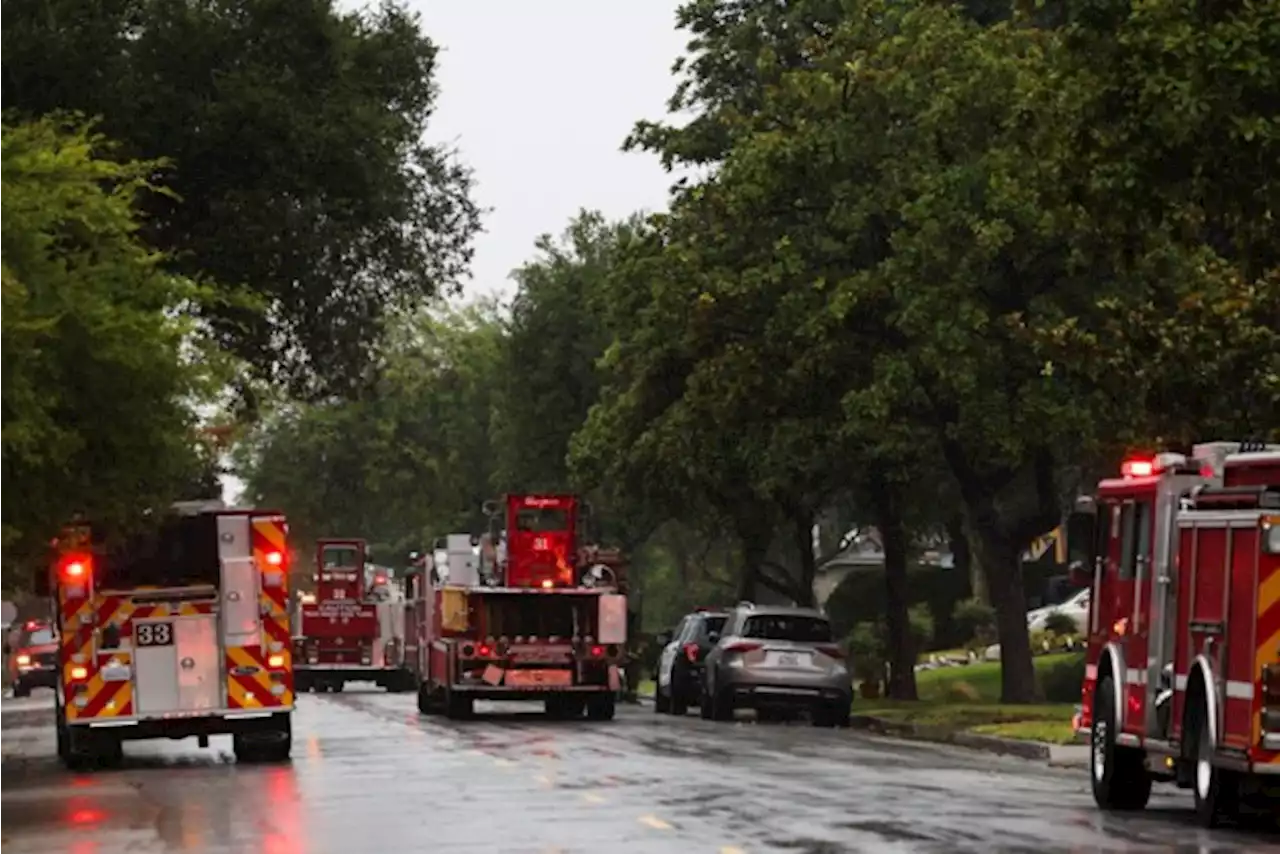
left=701, top=616, right=727, bottom=635
left=26, top=628, right=55, bottom=645
left=742, top=614, right=831, bottom=642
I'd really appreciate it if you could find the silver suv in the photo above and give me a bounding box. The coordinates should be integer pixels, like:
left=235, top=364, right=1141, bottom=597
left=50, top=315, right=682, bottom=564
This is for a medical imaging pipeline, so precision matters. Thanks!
left=699, top=604, right=851, bottom=727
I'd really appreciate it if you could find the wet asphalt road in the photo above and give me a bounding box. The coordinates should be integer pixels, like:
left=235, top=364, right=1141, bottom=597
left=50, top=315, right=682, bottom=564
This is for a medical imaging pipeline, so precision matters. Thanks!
left=2, top=687, right=1277, bottom=854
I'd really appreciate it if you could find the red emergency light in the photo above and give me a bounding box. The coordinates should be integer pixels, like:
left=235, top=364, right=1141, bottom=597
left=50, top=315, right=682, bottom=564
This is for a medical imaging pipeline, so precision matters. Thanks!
left=1121, top=458, right=1156, bottom=478
left=59, top=553, right=91, bottom=581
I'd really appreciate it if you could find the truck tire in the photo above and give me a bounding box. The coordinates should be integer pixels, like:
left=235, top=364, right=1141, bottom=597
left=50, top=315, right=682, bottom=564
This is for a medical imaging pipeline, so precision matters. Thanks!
left=1190, top=695, right=1239, bottom=828
left=585, top=694, right=616, bottom=721
left=445, top=689, right=473, bottom=720
left=14, top=681, right=31, bottom=699
left=1090, top=676, right=1151, bottom=811
left=234, top=714, right=292, bottom=763
left=417, top=682, right=444, bottom=715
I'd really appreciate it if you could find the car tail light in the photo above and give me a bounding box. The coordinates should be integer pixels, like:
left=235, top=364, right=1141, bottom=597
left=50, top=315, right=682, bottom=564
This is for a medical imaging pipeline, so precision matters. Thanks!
left=683, top=642, right=699, bottom=663
left=724, top=641, right=761, bottom=654
left=815, top=644, right=844, bottom=659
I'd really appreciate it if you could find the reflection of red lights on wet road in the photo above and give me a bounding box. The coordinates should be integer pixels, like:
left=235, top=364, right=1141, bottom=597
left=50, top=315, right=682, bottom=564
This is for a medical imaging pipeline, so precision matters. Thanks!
left=262, top=767, right=303, bottom=854
left=70, top=840, right=98, bottom=854
left=67, top=805, right=105, bottom=826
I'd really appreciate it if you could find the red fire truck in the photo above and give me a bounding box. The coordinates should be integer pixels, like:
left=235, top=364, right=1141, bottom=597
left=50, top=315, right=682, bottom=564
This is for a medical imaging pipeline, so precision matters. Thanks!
left=293, top=539, right=414, bottom=693
left=404, top=493, right=628, bottom=721
left=1066, top=440, right=1280, bottom=826
left=37, top=502, right=295, bottom=769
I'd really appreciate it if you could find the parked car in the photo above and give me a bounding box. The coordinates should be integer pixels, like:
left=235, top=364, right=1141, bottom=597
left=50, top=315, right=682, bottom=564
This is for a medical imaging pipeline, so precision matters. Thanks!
left=5, top=619, right=58, bottom=698
left=1027, top=588, right=1090, bottom=634
left=655, top=608, right=728, bottom=715
left=700, top=603, right=852, bottom=727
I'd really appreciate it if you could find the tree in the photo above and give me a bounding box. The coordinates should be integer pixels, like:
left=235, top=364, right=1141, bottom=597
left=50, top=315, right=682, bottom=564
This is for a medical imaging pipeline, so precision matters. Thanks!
left=238, top=300, right=506, bottom=558
left=3, top=0, right=482, bottom=396
left=2, top=115, right=225, bottom=561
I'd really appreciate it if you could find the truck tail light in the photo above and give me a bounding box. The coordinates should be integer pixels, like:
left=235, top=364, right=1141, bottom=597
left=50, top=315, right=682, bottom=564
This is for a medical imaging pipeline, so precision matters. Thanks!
left=476, top=643, right=493, bottom=658
left=267, top=654, right=285, bottom=669
left=264, top=550, right=284, bottom=567
left=590, top=645, right=604, bottom=658
left=16, top=654, right=31, bottom=666
left=70, top=665, right=88, bottom=680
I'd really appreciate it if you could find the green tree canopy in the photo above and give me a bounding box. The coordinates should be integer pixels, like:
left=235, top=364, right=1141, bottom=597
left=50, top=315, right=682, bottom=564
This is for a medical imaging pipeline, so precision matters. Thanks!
left=3, top=0, right=482, bottom=396
left=2, top=116, right=226, bottom=561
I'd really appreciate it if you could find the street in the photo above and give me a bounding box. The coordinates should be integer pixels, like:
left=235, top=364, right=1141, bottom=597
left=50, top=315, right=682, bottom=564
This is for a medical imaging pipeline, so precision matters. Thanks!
left=2, top=689, right=1277, bottom=853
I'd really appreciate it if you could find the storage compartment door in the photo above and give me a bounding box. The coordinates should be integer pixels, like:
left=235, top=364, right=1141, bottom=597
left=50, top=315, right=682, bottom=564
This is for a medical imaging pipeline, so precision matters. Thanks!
left=598, top=594, right=627, bottom=644
left=134, top=619, right=180, bottom=715
left=175, top=614, right=222, bottom=712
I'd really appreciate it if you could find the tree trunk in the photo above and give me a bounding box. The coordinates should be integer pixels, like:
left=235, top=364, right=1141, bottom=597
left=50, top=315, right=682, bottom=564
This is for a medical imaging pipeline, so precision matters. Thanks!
left=790, top=511, right=817, bottom=608
left=879, top=490, right=917, bottom=701
left=970, top=521, right=1039, bottom=703
left=947, top=513, right=978, bottom=596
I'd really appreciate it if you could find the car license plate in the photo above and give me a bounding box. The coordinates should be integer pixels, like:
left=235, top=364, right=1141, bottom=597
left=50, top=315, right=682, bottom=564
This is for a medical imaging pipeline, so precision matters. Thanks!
left=776, top=653, right=800, bottom=667
left=506, top=669, right=572, bottom=687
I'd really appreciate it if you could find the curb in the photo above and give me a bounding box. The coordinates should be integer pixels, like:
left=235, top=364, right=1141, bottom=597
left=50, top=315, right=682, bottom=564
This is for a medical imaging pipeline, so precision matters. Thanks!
left=849, top=714, right=1052, bottom=761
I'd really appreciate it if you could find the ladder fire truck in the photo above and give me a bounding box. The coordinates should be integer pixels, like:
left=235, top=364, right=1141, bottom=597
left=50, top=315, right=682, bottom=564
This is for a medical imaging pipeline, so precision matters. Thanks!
left=293, top=539, right=414, bottom=693
left=37, top=501, right=295, bottom=769
left=404, top=494, right=627, bottom=721
left=1066, top=441, right=1280, bottom=826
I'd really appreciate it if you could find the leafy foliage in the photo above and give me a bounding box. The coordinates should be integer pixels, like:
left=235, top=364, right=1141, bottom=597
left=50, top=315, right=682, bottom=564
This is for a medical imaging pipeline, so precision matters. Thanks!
left=2, top=0, right=482, bottom=396
left=2, top=116, right=227, bottom=561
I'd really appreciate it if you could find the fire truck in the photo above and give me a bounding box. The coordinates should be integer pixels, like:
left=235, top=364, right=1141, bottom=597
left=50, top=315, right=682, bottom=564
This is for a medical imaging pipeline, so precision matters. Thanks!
left=404, top=493, right=627, bottom=721
left=1066, top=440, right=1280, bottom=826
left=37, top=501, right=295, bottom=769
left=293, top=539, right=413, bottom=693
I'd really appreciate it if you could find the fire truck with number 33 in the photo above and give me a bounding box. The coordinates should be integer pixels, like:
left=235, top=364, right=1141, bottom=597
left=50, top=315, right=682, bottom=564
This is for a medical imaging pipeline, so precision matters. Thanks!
left=40, top=501, right=295, bottom=769
left=1066, top=440, right=1280, bottom=826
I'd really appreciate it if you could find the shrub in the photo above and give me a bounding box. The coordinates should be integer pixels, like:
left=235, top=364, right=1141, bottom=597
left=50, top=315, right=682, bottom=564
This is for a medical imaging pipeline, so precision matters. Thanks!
left=908, top=603, right=935, bottom=652
left=946, top=680, right=982, bottom=702
left=1039, top=653, right=1087, bottom=703
left=953, top=597, right=997, bottom=652
left=846, top=622, right=886, bottom=681
left=1044, top=612, right=1079, bottom=637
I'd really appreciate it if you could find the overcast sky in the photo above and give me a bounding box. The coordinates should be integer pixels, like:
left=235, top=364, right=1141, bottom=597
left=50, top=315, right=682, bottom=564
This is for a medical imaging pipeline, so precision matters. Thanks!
left=225, top=1, right=690, bottom=503
left=412, top=0, right=690, bottom=301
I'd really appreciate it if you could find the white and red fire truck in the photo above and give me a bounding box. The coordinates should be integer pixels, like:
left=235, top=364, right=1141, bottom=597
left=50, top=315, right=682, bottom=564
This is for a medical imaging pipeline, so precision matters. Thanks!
left=404, top=493, right=628, bottom=720
left=1067, top=440, right=1280, bottom=825
left=38, top=501, right=295, bottom=769
left=293, top=538, right=414, bottom=693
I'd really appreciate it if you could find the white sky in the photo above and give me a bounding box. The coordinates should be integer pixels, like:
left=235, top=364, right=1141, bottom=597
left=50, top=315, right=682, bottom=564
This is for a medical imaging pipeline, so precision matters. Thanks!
left=414, top=0, right=689, bottom=301
left=224, top=0, right=690, bottom=503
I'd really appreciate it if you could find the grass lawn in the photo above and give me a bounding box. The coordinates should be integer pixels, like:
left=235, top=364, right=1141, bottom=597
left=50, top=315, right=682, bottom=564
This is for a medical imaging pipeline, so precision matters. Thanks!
left=852, top=653, right=1081, bottom=745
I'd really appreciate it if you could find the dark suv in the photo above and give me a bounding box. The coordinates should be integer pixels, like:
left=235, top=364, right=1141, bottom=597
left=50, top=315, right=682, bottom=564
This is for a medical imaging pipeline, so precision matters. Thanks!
left=654, top=608, right=728, bottom=715
left=5, top=619, right=59, bottom=698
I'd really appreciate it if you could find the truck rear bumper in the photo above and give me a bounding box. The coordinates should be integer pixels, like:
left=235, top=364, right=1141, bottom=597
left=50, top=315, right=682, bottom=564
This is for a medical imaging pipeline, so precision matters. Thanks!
left=72, top=709, right=289, bottom=741
left=450, top=684, right=614, bottom=701
left=295, top=666, right=408, bottom=687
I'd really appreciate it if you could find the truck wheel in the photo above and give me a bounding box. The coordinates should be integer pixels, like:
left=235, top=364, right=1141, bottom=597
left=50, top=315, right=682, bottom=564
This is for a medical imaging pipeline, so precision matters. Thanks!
left=234, top=714, right=292, bottom=763
left=586, top=694, right=616, bottom=721
left=445, top=690, right=473, bottom=720
left=332, top=681, right=345, bottom=694
left=14, top=681, right=31, bottom=699
left=1090, top=676, right=1151, bottom=811
left=1191, top=696, right=1239, bottom=828
left=417, top=682, right=441, bottom=715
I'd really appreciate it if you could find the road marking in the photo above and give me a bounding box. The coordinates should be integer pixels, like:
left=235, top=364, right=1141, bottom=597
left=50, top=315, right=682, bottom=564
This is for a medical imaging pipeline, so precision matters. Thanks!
left=720, top=847, right=747, bottom=854
left=582, top=792, right=605, bottom=804
left=494, top=757, right=515, bottom=768
left=638, top=815, right=672, bottom=830
left=534, top=774, right=553, bottom=786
